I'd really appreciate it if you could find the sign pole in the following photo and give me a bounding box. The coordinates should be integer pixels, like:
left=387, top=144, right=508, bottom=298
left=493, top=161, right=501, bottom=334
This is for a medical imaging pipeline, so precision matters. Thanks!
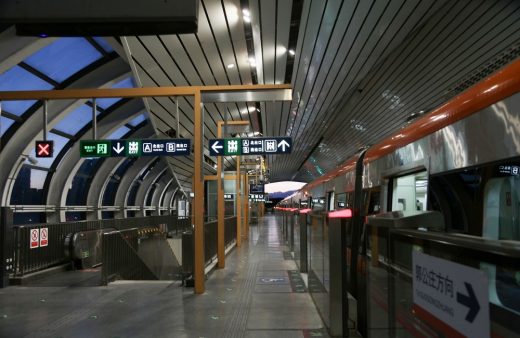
left=193, top=91, right=205, bottom=294
left=92, top=98, right=97, bottom=140
left=42, top=100, right=48, bottom=141
left=217, top=122, right=225, bottom=268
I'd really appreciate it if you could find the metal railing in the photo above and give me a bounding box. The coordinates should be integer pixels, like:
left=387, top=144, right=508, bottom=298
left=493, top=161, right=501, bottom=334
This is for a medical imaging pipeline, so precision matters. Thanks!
left=101, top=228, right=157, bottom=285
left=12, top=215, right=190, bottom=277
left=182, top=216, right=237, bottom=277
left=203, top=216, right=237, bottom=265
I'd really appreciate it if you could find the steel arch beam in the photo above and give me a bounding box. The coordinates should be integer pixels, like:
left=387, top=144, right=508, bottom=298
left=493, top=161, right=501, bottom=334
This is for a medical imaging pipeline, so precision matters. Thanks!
left=1, top=58, right=130, bottom=208
left=86, top=123, right=154, bottom=220
left=135, top=162, right=168, bottom=217
left=151, top=176, right=173, bottom=216
left=46, top=98, right=144, bottom=222
left=0, top=27, right=57, bottom=74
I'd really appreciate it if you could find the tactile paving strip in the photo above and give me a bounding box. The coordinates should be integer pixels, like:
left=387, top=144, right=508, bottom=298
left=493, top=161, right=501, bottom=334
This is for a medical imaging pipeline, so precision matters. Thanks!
left=288, top=270, right=307, bottom=293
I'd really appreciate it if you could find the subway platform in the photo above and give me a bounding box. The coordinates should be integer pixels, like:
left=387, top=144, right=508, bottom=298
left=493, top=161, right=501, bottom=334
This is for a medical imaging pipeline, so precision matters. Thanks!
left=0, top=215, right=328, bottom=338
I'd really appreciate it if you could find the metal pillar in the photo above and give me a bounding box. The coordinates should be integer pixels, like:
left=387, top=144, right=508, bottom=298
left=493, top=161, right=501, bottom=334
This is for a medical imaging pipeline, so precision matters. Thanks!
left=193, top=92, right=205, bottom=294
left=236, top=156, right=241, bottom=247
left=299, top=213, right=308, bottom=273
left=243, top=172, right=249, bottom=239
left=217, top=124, right=225, bottom=268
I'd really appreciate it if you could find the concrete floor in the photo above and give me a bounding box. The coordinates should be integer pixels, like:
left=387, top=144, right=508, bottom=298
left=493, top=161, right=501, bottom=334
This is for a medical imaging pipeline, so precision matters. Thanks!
left=0, top=215, right=328, bottom=338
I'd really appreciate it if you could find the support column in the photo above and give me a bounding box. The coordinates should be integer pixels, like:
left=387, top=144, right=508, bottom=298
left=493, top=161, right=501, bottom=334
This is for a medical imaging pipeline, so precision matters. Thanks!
left=217, top=125, right=225, bottom=268
left=236, top=156, right=241, bottom=247
left=243, top=173, right=249, bottom=239
left=193, top=91, right=205, bottom=294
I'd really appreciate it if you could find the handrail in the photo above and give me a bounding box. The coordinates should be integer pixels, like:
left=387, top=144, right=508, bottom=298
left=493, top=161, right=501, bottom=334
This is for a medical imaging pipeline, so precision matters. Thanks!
left=393, top=229, right=520, bottom=259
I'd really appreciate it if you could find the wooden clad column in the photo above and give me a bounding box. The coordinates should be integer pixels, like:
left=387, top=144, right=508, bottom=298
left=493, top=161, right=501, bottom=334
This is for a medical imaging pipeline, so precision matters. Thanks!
left=217, top=124, right=225, bottom=268
left=236, top=156, right=241, bottom=247
left=193, top=91, right=205, bottom=294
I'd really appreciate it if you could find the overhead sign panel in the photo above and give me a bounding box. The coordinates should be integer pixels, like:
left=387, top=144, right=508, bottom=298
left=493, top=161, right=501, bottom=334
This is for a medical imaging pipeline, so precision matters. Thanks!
left=80, top=139, right=191, bottom=158
left=209, top=137, right=292, bottom=156
left=412, top=251, right=489, bottom=338
left=35, top=140, right=54, bottom=158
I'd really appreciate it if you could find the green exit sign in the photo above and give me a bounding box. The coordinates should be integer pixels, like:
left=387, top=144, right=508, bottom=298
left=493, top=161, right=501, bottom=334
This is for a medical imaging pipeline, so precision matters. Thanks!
left=224, top=139, right=242, bottom=156
left=80, top=140, right=111, bottom=157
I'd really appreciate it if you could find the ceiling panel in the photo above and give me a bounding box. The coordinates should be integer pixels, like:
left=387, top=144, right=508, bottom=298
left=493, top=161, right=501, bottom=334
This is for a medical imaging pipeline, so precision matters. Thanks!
left=122, top=0, right=520, bottom=187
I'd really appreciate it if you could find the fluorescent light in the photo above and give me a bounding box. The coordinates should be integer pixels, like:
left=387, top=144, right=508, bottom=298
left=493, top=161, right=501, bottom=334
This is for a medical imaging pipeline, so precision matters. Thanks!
left=227, top=63, right=235, bottom=69
left=288, top=49, right=295, bottom=56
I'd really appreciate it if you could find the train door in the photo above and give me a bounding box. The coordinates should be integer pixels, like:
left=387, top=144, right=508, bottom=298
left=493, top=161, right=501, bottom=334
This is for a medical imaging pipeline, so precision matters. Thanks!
left=390, top=171, right=428, bottom=211
left=482, top=173, right=520, bottom=314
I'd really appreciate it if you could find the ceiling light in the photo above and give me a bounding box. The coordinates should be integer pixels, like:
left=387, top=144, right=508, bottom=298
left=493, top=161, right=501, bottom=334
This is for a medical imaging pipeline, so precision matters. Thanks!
left=227, top=63, right=235, bottom=69
left=277, top=46, right=287, bottom=54
left=288, top=49, right=295, bottom=56
left=256, top=108, right=260, bottom=112
left=242, top=9, right=250, bottom=16
left=248, top=57, right=256, bottom=67
left=243, top=15, right=251, bottom=23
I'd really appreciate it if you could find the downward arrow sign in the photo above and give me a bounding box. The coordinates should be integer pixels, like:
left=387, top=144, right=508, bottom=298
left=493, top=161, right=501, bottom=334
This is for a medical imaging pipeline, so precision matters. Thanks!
left=278, top=139, right=290, bottom=152
left=211, top=141, right=223, bottom=154
left=113, top=142, right=124, bottom=154
left=457, top=282, right=480, bottom=323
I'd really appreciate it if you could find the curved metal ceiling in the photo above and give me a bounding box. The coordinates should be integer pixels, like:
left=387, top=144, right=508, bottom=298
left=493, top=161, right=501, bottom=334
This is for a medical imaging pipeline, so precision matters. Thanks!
left=124, top=0, right=520, bottom=183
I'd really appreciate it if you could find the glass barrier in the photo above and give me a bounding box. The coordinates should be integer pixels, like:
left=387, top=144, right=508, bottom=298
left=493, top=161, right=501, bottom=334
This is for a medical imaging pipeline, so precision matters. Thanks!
left=364, top=226, right=520, bottom=337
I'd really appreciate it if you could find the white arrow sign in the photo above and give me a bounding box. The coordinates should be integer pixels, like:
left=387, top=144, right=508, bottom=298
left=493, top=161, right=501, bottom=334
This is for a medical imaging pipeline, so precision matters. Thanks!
left=211, top=141, right=223, bottom=154
left=412, top=251, right=489, bottom=338
left=278, top=139, right=290, bottom=152
left=113, top=142, right=124, bottom=154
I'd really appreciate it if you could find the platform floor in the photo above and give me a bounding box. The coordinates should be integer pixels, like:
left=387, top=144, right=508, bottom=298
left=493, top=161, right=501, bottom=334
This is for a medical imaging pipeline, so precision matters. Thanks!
left=0, top=215, right=328, bottom=338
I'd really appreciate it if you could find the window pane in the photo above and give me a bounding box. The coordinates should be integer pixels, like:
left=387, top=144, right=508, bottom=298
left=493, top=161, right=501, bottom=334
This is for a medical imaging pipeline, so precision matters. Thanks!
left=0, top=66, right=54, bottom=116
left=28, top=132, right=70, bottom=168
left=66, top=159, right=100, bottom=205
left=24, top=38, right=103, bottom=83
left=128, top=114, right=147, bottom=127
left=10, top=166, right=46, bottom=205
left=1, top=116, right=16, bottom=136
left=95, top=77, right=135, bottom=109
left=53, top=104, right=96, bottom=135
left=13, top=212, right=45, bottom=225
left=65, top=212, right=86, bottom=221
left=93, top=37, right=114, bottom=53
left=107, top=126, right=130, bottom=140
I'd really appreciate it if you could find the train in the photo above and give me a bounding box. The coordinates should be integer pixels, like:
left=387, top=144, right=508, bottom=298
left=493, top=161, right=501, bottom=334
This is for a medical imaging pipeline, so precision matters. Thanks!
left=276, top=57, right=520, bottom=337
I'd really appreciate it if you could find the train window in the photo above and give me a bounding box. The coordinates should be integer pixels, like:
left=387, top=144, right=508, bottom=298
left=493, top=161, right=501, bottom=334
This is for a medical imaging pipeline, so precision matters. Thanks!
left=312, top=197, right=325, bottom=211
left=391, top=171, right=428, bottom=212
left=336, top=193, right=346, bottom=209
left=365, top=189, right=381, bottom=215
left=327, top=191, right=335, bottom=211
left=483, top=169, right=520, bottom=241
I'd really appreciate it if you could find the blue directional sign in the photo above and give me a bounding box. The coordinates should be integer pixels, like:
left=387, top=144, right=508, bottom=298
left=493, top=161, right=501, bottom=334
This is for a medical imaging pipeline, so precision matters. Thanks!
left=80, top=139, right=191, bottom=158
left=209, top=137, right=292, bottom=156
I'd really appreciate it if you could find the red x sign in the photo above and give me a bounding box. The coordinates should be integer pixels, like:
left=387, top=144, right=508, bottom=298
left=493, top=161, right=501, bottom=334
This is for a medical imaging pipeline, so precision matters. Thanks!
left=35, top=140, right=54, bottom=158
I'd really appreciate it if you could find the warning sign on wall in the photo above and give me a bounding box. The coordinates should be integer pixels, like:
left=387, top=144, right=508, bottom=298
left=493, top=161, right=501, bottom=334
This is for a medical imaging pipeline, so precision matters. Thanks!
left=30, top=229, right=39, bottom=249
left=40, top=228, right=48, bottom=247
